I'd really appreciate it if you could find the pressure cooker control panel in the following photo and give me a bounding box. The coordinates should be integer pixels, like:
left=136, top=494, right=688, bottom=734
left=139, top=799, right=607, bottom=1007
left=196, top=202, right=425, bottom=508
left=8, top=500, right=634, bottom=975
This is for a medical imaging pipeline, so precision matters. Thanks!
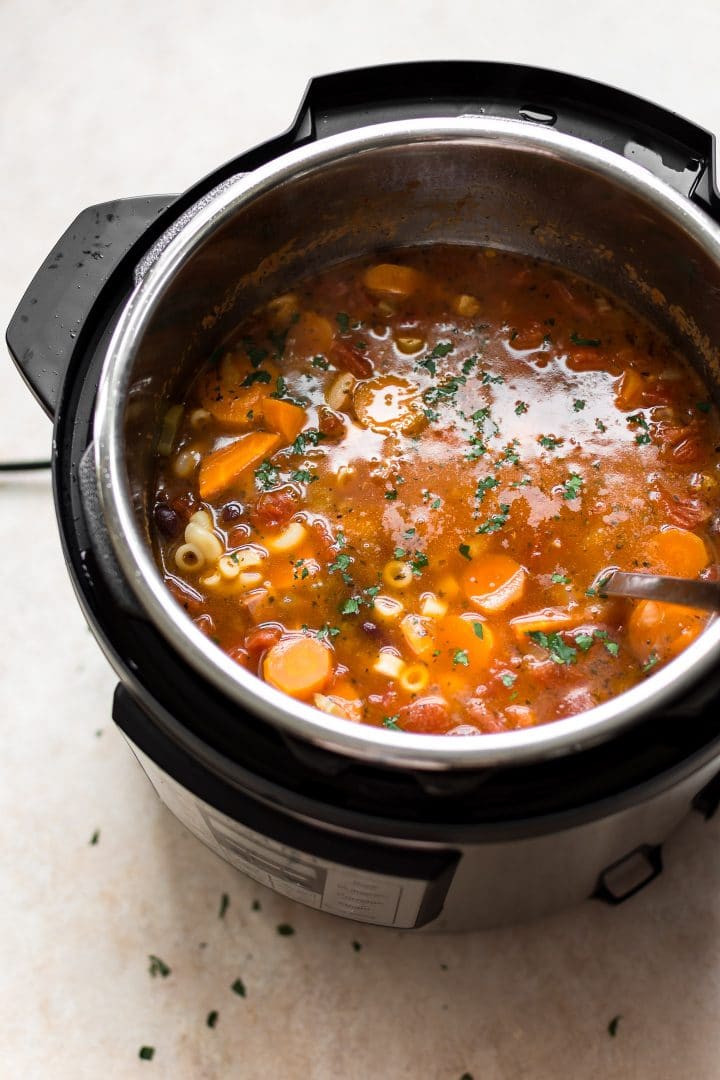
left=132, top=744, right=430, bottom=927
left=115, top=686, right=458, bottom=929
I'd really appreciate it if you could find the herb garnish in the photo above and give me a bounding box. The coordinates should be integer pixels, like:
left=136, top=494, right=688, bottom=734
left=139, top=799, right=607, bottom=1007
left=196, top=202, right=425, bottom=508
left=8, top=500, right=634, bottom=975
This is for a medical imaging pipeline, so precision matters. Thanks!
left=290, top=428, right=325, bottom=455
left=642, top=652, right=659, bottom=674
left=219, top=893, right=230, bottom=919
left=240, top=369, right=271, bottom=388
left=311, top=355, right=329, bottom=370
left=562, top=474, right=583, bottom=500
left=515, top=401, right=529, bottom=415
left=475, top=476, right=499, bottom=502
left=148, top=955, right=171, bottom=978
left=277, top=924, right=295, bottom=936
left=452, top=649, right=470, bottom=666
left=385, top=489, right=398, bottom=501
left=472, top=622, right=485, bottom=640
left=551, top=573, right=571, bottom=585
left=231, top=978, right=246, bottom=997
left=570, top=332, right=601, bottom=347
left=139, top=1047, right=155, bottom=1061
left=527, top=631, right=577, bottom=665
left=254, top=459, right=280, bottom=490
left=89, top=829, right=100, bottom=845
left=476, top=504, right=511, bottom=535
left=501, top=672, right=516, bottom=687
left=383, top=715, right=401, bottom=730
left=290, top=468, right=317, bottom=484
left=608, top=1016, right=621, bottom=1037
left=207, top=1011, right=219, bottom=1029
left=459, top=544, right=472, bottom=560
left=539, top=435, right=561, bottom=450
left=573, top=399, right=586, bottom=411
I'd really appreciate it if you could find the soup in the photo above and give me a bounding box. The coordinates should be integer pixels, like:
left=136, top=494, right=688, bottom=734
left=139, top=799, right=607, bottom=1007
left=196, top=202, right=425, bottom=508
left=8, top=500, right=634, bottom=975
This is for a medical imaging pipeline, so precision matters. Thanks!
left=150, top=247, right=719, bottom=735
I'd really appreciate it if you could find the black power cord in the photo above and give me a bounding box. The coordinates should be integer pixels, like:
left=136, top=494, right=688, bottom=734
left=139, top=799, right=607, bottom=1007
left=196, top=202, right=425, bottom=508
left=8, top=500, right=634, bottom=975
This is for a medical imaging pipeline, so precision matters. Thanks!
left=0, top=460, right=52, bottom=472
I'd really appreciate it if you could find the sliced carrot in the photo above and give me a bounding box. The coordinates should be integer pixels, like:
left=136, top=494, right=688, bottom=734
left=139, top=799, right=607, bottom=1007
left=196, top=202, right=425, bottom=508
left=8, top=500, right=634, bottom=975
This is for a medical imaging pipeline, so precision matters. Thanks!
left=434, top=614, right=494, bottom=667
left=285, top=311, right=334, bottom=362
left=263, top=397, right=307, bottom=442
left=462, top=554, right=526, bottom=614
left=647, top=527, right=708, bottom=578
left=263, top=635, right=333, bottom=699
left=615, top=367, right=645, bottom=410
left=510, top=608, right=579, bottom=641
left=363, top=263, right=422, bottom=299
left=628, top=599, right=706, bottom=664
left=198, top=432, right=281, bottom=500
left=198, top=354, right=278, bottom=427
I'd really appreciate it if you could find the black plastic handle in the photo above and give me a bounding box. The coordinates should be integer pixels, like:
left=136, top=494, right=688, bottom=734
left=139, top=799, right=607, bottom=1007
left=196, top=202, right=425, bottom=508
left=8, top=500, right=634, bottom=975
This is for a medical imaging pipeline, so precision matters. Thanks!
left=299, top=61, right=719, bottom=211
left=6, top=195, right=174, bottom=419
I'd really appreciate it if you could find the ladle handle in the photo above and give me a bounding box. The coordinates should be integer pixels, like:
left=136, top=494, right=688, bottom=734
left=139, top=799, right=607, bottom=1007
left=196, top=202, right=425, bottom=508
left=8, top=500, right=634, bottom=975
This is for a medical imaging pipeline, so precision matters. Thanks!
left=600, top=570, right=720, bottom=611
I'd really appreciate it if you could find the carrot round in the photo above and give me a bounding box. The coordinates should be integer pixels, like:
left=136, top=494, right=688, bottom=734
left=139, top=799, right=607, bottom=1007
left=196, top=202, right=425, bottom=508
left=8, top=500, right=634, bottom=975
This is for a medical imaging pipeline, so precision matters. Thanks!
left=462, top=554, right=526, bottom=614
left=198, top=432, right=281, bottom=500
left=628, top=600, right=706, bottom=664
left=362, top=263, right=422, bottom=299
left=647, top=527, right=708, bottom=578
left=199, top=356, right=278, bottom=426
left=263, top=635, right=333, bottom=699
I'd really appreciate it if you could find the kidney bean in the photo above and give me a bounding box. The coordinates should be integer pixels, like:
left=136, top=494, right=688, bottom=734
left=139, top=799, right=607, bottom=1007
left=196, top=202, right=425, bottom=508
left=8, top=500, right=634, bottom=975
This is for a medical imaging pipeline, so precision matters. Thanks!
left=244, top=624, right=283, bottom=658
left=317, top=405, right=347, bottom=440
left=153, top=501, right=181, bottom=540
left=329, top=338, right=374, bottom=379
left=221, top=501, right=245, bottom=524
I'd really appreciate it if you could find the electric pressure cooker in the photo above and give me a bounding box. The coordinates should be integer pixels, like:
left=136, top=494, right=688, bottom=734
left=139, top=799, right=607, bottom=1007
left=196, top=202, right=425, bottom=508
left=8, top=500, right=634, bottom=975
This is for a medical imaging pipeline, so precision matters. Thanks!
left=9, top=61, right=720, bottom=931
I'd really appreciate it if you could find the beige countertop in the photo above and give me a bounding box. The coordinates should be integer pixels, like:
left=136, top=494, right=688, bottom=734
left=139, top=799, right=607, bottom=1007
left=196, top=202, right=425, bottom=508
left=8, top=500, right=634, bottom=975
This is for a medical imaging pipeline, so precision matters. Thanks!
left=4, top=2, right=720, bottom=1077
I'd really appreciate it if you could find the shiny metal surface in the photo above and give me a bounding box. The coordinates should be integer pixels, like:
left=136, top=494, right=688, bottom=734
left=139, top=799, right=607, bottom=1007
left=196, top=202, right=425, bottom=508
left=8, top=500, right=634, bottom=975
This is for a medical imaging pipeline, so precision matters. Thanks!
left=95, top=117, right=720, bottom=771
left=600, top=569, right=720, bottom=611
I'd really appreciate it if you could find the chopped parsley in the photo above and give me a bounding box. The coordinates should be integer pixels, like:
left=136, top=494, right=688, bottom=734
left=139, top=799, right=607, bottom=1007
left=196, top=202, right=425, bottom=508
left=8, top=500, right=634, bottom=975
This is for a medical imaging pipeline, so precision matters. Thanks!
left=417, top=357, right=437, bottom=376
left=539, top=434, right=561, bottom=450
left=207, top=1011, right=219, bottom=1029
left=335, top=312, right=351, bottom=333
left=270, top=375, right=306, bottom=407
left=425, top=340, right=454, bottom=360
left=423, top=374, right=466, bottom=406
left=501, top=672, right=517, bottom=688
left=459, top=543, right=472, bottom=561
left=410, top=551, right=429, bottom=576
left=383, top=715, right=401, bottom=730
left=573, top=399, right=586, bottom=411
left=89, top=829, right=100, bottom=845
left=329, top=552, right=353, bottom=576
left=480, top=369, right=504, bottom=385
left=696, top=401, right=712, bottom=413
left=551, top=573, right=571, bottom=585
left=311, top=354, right=329, bottom=370
left=466, top=435, right=488, bottom=461
left=254, top=459, right=280, bottom=490
left=462, top=353, right=479, bottom=375
left=575, top=633, right=594, bottom=652
left=139, top=1047, right=155, bottom=1061
left=642, top=652, right=659, bottom=673
left=595, top=418, right=607, bottom=433
left=472, top=622, right=485, bottom=640
left=527, top=631, right=577, bottom=665
left=562, top=474, right=583, bottom=500
left=277, top=923, right=295, bottom=936
left=148, top=955, right=171, bottom=978
left=515, top=401, right=529, bottom=415
left=570, top=332, right=601, bottom=347
left=313, top=624, right=341, bottom=641
left=290, top=428, right=324, bottom=455
left=452, top=649, right=470, bottom=667
left=608, top=1016, right=621, bottom=1037
left=218, top=893, right=230, bottom=919
left=340, top=597, right=361, bottom=616
left=431, top=498, right=442, bottom=509
left=476, top=503, right=511, bottom=535
left=475, top=476, right=499, bottom=502
left=231, top=978, right=246, bottom=997
left=244, top=341, right=268, bottom=367
left=240, top=368, right=271, bottom=387
left=384, top=489, right=398, bottom=501
left=351, top=941, right=362, bottom=952
left=290, top=468, right=317, bottom=484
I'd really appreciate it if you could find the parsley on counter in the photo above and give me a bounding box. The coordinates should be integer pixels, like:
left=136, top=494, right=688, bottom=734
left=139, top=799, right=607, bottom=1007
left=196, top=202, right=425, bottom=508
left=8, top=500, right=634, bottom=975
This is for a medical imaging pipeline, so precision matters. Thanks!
left=206, top=1011, right=219, bottom=1029
left=231, top=978, right=246, bottom=997
left=218, top=893, right=230, bottom=919
left=139, top=1047, right=155, bottom=1061
left=89, top=829, right=100, bottom=845
left=277, top=924, right=295, bottom=936
left=148, top=955, right=171, bottom=978
left=608, top=1016, right=621, bottom=1037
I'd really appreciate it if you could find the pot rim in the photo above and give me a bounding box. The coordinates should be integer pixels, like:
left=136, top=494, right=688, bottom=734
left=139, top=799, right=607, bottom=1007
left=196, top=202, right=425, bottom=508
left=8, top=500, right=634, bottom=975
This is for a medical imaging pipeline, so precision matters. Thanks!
left=95, top=115, right=720, bottom=771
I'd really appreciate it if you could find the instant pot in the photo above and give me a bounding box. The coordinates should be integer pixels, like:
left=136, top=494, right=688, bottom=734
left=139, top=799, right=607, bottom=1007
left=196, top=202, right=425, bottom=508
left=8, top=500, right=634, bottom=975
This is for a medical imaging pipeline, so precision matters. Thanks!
left=9, top=61, right=720, bottom=931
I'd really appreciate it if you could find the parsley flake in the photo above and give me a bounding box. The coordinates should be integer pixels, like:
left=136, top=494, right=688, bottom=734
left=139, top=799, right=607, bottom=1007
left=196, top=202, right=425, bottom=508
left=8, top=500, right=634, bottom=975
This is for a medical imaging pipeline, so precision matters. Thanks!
left=551, top=573, right=571, bottom=584
left=515, top=401, right=529, bottom=415
left=383, top=715, right=401, bottom=730
left=231, top=978, right=246, bottom=997
left=573, top=399, right=586, bottom=411
left=207, top=1011, right=219, bottom=1029
left=139, top=1047, right=155, bottom=1061
left=570, top=332, right=601, bottom=347
left=562, top=474, right=583, bottom=500
left=501, top=672, right=516, bottom=687
left=452, top=649, right=470, bottom=667
left=277, top=923, right=295, bottom=936
left=527, top=631, right=577, bottom=665
left=472, top=622, right=484, bottom=640
left=459, top=544, right=472, bottom=560
left=148, top=955, right=171, bottom=978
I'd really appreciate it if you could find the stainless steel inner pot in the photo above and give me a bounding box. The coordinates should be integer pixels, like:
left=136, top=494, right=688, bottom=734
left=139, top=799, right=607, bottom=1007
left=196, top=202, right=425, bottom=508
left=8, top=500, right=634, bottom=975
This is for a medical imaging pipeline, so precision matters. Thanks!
left=95, top=117, right=720, bottom=771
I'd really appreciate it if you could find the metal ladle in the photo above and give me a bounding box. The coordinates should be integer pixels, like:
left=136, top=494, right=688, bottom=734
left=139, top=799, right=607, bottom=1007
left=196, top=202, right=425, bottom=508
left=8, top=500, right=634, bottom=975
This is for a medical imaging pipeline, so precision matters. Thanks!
left=596, top=568, right=720, bottom=611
